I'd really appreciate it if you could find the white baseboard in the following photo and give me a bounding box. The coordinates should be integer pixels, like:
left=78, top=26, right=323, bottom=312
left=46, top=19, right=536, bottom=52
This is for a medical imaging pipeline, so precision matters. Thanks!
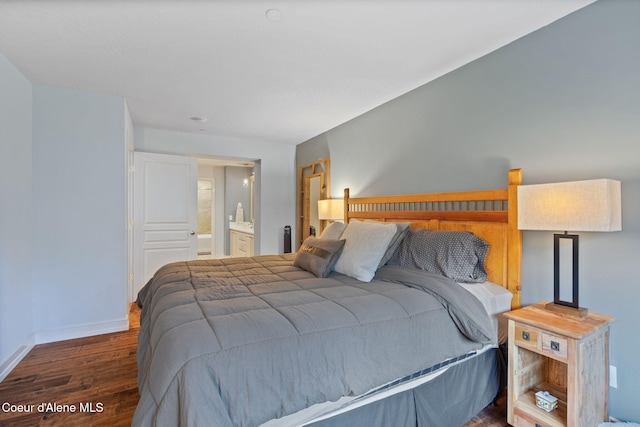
left=0, top=334, right=36, bottom=383
left=1, top=318, right=130, bottom=383
left=34, top=317, right=130, bottom=345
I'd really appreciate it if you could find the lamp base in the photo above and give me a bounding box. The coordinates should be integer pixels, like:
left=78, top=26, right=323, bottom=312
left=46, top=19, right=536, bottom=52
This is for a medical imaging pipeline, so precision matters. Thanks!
left=545, top=302, right=588, bottom=318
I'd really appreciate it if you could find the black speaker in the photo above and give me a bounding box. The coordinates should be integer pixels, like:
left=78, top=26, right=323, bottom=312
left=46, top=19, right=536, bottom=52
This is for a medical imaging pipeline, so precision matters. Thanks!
left=283, top=225, right=291, bottom=253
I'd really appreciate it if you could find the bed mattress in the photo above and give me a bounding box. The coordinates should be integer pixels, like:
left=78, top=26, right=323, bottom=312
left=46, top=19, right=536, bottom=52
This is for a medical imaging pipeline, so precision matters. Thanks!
left=458, top=281, right=513, bottom=343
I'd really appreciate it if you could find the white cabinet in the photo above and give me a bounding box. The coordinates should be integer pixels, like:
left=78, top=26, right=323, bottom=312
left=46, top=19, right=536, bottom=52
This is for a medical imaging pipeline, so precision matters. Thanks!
left=230, top=229, right=254, bottom=257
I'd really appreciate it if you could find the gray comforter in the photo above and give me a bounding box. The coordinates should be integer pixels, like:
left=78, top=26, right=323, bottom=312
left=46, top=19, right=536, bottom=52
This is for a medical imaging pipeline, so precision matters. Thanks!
left=133, top=255, right=496, bottom=427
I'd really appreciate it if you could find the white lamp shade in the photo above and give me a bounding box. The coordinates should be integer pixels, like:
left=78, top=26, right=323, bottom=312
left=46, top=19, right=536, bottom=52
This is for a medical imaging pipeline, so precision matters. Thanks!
left=518, top=179, right=621, bottom=232
left=318, top=199, right=343, bottom=221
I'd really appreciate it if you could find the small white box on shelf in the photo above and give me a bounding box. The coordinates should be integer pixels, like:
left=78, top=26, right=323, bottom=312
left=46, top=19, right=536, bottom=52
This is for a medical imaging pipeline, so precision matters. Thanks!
left=535, top=391, right=558, bottom=412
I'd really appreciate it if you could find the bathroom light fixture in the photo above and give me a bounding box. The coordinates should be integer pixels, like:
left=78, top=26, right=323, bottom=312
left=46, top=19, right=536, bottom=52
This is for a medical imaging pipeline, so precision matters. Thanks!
left=518, top=178, right=621, bottom=317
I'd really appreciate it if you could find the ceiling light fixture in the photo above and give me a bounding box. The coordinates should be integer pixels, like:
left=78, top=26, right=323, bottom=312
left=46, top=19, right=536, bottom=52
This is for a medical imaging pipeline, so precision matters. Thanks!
left=265, top=9, right=282, bottom=22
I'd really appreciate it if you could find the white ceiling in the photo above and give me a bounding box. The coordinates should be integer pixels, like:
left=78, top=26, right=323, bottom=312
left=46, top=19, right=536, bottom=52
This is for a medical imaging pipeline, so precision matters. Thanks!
left=0, top=0, right=596, bottom=145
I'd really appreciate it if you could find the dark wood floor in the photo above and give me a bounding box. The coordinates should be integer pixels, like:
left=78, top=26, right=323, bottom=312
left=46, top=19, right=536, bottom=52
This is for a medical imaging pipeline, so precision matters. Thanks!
left=0, top=304, right=509, bottom=426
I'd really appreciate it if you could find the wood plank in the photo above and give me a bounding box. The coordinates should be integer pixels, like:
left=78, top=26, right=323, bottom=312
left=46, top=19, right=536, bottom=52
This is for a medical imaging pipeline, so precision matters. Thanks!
left=347, top=210, right=508, bottom=222
left=504, top=303, right=615, bottom=340
left=348, top=188, right=508, bottom=204
left=507, top=168, right=522, bottom=309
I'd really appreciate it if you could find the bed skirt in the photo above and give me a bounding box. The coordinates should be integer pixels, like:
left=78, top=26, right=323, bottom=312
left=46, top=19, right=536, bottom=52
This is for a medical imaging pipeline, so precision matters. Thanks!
left=271, top=347, right=500, bottom=427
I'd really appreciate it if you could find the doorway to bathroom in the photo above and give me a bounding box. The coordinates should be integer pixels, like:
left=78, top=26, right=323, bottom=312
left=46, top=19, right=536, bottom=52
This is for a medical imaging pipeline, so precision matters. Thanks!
left=197, top=158, right=256, bottom=259
left=197, top=178, right=215, bottom=258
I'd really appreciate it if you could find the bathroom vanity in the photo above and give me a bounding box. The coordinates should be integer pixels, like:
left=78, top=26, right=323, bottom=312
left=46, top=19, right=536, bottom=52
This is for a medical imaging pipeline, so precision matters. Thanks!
left=229, top=222, right=254, bottom=257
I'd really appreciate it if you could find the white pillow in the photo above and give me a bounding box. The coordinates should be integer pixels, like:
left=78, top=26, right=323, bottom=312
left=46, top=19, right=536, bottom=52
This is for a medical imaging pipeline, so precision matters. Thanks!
left=333, top=220, right=397, bottom=282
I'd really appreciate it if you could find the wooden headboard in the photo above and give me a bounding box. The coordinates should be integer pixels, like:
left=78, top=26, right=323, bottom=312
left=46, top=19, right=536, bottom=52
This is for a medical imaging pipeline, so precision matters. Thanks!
left=343, top=168, right=522, bottom=309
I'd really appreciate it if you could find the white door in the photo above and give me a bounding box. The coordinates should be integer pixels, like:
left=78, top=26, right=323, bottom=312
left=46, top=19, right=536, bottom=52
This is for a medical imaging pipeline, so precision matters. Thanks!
left=132, top=152, right=198, bottom=300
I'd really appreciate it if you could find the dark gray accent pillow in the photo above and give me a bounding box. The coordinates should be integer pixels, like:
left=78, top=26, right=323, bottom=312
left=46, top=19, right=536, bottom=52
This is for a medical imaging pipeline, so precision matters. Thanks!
left=294, top=237, right=346, bottom=278
left=387, top=229, right=490, bottom=283
left=377, top=222, right=411, bottom=267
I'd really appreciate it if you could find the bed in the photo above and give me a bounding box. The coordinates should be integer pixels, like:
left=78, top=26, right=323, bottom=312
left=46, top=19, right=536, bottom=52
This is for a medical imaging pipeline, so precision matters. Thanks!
left=133, top=168, right=523, bottom=427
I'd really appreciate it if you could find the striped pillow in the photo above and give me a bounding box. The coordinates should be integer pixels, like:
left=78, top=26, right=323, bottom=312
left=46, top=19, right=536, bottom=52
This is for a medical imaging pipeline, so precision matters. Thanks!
left=294, top=237, right=345, bottom=278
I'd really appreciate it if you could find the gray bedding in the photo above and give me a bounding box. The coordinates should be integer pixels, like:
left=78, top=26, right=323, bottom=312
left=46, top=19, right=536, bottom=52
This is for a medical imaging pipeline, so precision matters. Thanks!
left=133, top=255, right=496, bottom=427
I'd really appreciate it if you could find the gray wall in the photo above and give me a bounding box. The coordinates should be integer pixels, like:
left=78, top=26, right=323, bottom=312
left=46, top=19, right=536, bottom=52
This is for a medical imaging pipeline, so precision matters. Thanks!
left=0, top=64, right=130, bottom=376
left=0, top=66, right=130, bottom=377
left=0, top=53, right=34, bottom=372
left=299, top=0, right=639, bottom=421
left=296, top=137, right=330, bottom=171
left=32, top=85, right=129, bottom=337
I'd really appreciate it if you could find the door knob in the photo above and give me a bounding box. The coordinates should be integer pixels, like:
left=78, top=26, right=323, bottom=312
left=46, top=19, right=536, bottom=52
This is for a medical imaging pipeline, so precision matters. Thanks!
left=190, top=231, right=196, bottom=235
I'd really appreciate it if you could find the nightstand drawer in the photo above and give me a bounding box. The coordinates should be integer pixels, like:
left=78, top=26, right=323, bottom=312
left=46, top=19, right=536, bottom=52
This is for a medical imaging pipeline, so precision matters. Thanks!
left=513, top=408, right=552, bottom=427
left=515, top=324, right=539, bottom=347
left=514, top=323, right=568, bottom=361
left=541, top=332, right=567, bottom=360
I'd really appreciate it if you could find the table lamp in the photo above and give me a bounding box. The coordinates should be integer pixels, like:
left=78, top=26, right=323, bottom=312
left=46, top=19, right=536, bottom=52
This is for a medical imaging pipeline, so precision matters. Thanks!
left=318, top=199, right=344, bottom=223
left=518, top=179, right=621, bottom=317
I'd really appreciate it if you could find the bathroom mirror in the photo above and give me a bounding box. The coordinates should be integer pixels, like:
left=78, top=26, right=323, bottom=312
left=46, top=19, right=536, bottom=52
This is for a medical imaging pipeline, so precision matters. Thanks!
left=297, top=158, right=330, bottom=248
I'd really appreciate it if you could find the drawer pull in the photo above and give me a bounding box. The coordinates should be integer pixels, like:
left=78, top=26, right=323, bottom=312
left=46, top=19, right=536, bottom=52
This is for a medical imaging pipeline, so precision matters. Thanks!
left=522, top=331, right=530, bottom=341
left=541, top=333, right=568, bottom=358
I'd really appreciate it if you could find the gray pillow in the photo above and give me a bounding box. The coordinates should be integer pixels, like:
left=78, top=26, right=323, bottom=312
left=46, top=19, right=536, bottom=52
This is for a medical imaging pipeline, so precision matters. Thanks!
left=294, top=237, right=345, bottom=278
left=319, top=221, right=347, bottom=240
left=387, top=229, right=490, bottom=283
left=378, top=222, right=411, bottom=267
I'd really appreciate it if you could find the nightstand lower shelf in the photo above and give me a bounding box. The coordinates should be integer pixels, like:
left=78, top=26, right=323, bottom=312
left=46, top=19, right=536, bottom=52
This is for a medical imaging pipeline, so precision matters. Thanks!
left=513, top=386, right=567, bottom=427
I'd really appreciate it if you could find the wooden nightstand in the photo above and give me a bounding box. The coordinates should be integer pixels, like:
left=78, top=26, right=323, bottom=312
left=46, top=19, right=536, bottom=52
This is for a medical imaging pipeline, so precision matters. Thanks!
left=505, top=303, right=614, bottom=427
